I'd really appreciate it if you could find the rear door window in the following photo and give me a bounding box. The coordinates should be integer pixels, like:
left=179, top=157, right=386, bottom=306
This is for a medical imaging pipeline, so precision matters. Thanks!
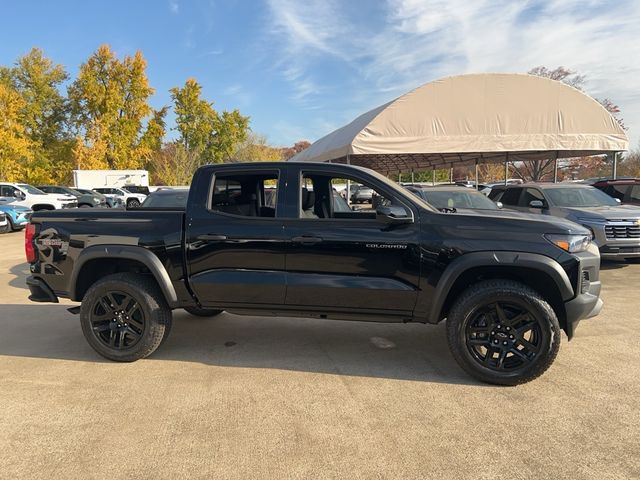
left=519, top=188, right=545, bottom=207
left=500, top=188, right=522, bottom=206
left=630, top=185, right=640, bottom=202
left=210, top=172, right=279, bottom=218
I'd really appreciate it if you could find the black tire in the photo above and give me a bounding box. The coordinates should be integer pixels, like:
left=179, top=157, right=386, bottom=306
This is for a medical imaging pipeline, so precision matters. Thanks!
left=80, top=273, right=172, bottom=362
left=78, top=203, right=92, bottom=208
left=6, top=216, right=16, bottom=231
left=446, top=279, right=560, bottom=386
left=184, top=306, right=223, bottom=317
left=127, top=199, right=140, bottom=208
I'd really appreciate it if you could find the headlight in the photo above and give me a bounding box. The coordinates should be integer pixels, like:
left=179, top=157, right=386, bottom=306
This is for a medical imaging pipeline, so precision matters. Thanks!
left=57, top=197, right=70, bottom=202
left=93, top=197, right=101, bottom=203
left=544, top=234, right=591, bottom=253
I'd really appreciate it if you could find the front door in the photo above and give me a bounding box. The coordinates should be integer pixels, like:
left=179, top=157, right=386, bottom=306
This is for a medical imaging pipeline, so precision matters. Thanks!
left=185, top=167, right=288, bottom=307
left=282, top=168, right=421, bottom=315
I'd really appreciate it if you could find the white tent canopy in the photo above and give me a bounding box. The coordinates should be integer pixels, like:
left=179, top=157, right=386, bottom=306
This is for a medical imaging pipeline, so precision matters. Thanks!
left=290, top=73, right=628, bottom=174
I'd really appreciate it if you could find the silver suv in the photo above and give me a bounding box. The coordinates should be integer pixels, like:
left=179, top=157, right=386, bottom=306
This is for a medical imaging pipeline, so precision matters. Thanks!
left=492, top=183, right=640, bottom=261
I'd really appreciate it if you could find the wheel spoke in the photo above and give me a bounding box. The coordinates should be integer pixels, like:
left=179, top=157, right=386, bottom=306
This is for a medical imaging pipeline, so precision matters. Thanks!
left=502, top=312, right=529, bottom=328
left=98, top=297, right=114, bottom=314
left=508, top=347, right=530, bottom=363
left=515, top=337, right=537, bottom=352
left=494, top=303, right=508, bottom=323
left=516, top=321, right=536, bottom=334
left=496, top=349, right=507, bottom=369
left=108, top=330, right=116, bottom=347
left=124, top=298, right=139, bottom=316
left=92, top=322, right=111, bottom=332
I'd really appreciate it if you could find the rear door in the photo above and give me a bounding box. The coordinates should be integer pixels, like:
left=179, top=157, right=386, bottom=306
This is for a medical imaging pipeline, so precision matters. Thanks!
left=185, top=166, right=288, bottom=307
left=282, top=166, right=421, bottom=314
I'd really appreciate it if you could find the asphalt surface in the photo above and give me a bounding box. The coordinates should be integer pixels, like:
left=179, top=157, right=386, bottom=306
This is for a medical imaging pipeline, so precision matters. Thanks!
left=0, top=230, right=638, bottom=479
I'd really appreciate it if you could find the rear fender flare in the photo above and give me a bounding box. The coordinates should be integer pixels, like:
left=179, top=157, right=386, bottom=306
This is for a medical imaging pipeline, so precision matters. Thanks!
left=429, top=251, right=574, bottom=322
left=70, top=244, right=178, bottom=307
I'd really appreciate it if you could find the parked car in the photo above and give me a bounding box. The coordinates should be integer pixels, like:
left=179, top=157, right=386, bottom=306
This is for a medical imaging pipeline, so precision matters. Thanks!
left=591, top=178, right=640, bottom=206
left=0, top=211, right=7, bottom=233
left=92, top=187, right=146, bottom=208
left=493, top=183, right=640, bottom=261
left=140, top=188, right=189, bottom=209
left=74, top=188, right=115, bottom=208
left=26, top=162, right=602, bottom=385
left=0, top=204, right=32, bottom=231
left=0, top=183, right=77, bottom=210
left=350, top=185, right=374, bottom=203
left=406, top=185, right=501, bottom=212
left=36, top=185, right=105, bottom=208
left=122, top=185, right=151, bottom=196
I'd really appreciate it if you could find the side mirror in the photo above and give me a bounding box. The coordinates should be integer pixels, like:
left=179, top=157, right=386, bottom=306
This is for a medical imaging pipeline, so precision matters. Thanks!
left=14, top=191, right=25, bottom=200
left=496, top=201, right=503, bottom=209
left=529, top=200, right=544, bottom=209
left=376, top=205, right=413, bottom=224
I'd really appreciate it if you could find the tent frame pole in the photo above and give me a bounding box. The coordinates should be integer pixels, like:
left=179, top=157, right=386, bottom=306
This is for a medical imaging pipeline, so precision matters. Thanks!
left=504, top=154, right=509, bottom=186
left=449, top=164, right=453, bottom=183
left=475, top=159, right=479, bottom=190
left=553, top=152, right=559, bottom=183
left=432, top=168, right=435, bottom=186
left=612, top=152, right=618, bottom=180
left=346, top=154, right=351, bottom=206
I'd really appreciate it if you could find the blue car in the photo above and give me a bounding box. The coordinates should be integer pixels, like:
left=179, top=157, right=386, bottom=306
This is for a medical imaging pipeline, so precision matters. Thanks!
left=0, top=204, right=32, bottom=232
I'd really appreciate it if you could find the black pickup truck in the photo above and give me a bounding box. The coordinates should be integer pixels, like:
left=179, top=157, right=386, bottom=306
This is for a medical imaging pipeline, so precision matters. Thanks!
left=25, top=162, right=603, bottom=385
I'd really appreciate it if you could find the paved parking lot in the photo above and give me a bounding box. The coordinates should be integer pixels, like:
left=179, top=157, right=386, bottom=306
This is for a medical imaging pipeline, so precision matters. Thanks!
left=1, top=230, right=638, bottom=479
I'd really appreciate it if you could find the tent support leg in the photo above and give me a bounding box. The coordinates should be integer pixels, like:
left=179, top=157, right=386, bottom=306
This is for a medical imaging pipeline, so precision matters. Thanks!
left=411, top=170, right=415, bottom=183
left=475, top=160, right=479, bottom=190
left=504, top=154, right=509, bottom=186
left=553, top=153, right=559, bottom=183
left=449, top=164, right=453, bottom=183
left=612, top=152, right=618, bottom=180
left=346, top=154, right=351, bottom=205
left=432, top=168, right=435, bottom=185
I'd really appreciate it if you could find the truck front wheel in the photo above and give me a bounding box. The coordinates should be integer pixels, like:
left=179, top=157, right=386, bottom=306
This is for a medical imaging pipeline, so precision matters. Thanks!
left=446, top=280, right=560, bottom=386
left=80, top=273, right=172, bottom=362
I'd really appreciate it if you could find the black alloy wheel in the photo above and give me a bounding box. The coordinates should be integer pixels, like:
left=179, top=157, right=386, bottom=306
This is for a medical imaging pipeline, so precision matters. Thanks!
left=90, top=291, right=145, bottom=350
left=127, top=199, right=141, bottom=208
left=80, top=273, right=171, bottom=361
left=446, top=280, right=560, bottom=385
left=464, top=300, right=544, bottom=372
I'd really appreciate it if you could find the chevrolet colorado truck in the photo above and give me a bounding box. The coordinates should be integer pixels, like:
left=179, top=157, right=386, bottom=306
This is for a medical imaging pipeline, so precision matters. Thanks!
left=25, top=162, right=603, bottom=385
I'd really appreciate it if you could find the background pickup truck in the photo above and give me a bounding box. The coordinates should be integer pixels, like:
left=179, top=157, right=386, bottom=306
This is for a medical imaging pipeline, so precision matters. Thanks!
left=26, top=162, right=602, bottom=385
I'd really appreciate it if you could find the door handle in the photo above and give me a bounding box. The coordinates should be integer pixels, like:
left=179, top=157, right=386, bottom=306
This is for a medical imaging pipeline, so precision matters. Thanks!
left=197, top=234, right=228, bottom=241
left=292, top=235, right=323, bottom=245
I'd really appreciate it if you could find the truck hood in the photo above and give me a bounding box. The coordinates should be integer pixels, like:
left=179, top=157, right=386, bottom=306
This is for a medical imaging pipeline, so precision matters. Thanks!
left=557, top=204, right=640, bottom=221
left=442, top=207, right=588, bottom=235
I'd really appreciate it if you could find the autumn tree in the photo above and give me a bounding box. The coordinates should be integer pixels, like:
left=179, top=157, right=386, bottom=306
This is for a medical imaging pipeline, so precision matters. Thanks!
left=0, top=78, right=33, bottom=181
left=150, top=143, right=200, bottom=186
left=68, top=45, right=161, bottom=170
left=0, top=49, right=73, bottom=183
left=233, top=132, right=283, bottom=161
left=281, top=140, right=311, bottom=160
left=170, top=78, right=249, bottom=165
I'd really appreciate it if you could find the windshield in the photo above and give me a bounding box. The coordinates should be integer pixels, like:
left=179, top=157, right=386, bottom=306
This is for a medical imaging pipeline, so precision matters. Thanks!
left=417, top=190, right=498, bottom=210
left=141, top=192, right=189, bottom=208
left=17, top=184, right=46, bottom=195
left=545, top=187, right=618, bottom=207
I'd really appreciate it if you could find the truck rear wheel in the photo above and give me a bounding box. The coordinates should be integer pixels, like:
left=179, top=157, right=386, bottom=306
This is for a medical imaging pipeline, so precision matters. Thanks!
left=184, top=306, right=223, bottom=317
left=446, top=280, right=560, bottom=385
left=80, top=273, right=172, bottom=362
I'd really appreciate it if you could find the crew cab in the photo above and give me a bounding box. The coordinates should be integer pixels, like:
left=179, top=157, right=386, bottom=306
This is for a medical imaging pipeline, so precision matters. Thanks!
left=25, top=162, right=603, bottom=385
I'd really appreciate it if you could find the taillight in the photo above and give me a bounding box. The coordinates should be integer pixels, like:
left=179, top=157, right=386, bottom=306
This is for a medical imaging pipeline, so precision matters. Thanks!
left=25, top=223, right=36, bottom=263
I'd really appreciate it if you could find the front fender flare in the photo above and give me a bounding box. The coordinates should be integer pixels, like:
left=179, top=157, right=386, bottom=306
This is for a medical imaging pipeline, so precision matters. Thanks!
left=429, top=251, right=574, bottom=322
left=70, top=244, right=178, bottom=307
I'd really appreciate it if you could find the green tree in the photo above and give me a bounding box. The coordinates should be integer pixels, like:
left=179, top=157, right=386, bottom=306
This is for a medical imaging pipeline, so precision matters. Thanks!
left=68, top=45, right=158, bottom=170
left=170, top=78, right=249, bottom=164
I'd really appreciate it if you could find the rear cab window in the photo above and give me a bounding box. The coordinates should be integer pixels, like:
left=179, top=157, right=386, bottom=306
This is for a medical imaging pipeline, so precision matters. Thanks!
left=499, top=188, right=522, bottom=206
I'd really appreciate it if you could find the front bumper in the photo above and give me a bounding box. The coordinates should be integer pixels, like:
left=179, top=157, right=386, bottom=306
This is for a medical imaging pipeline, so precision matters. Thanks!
left=26, top=276, right=59, bottom=303
left=563, top=244, right=602, bottom=339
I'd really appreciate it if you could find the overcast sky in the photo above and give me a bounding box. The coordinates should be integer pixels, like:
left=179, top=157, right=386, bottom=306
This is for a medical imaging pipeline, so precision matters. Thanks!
left=1, top=0, right=638, bottom=149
